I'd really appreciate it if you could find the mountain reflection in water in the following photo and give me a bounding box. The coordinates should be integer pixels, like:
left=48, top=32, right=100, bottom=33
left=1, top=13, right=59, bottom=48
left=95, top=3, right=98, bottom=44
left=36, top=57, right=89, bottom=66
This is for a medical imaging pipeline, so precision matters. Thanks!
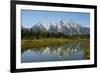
left=21, top=42, right=89, bottom=63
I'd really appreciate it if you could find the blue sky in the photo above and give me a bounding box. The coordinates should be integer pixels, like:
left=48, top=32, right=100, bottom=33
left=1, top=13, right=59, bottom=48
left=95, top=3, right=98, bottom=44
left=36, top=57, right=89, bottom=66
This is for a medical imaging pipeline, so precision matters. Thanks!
left=21, top=10, right=90, bottom=28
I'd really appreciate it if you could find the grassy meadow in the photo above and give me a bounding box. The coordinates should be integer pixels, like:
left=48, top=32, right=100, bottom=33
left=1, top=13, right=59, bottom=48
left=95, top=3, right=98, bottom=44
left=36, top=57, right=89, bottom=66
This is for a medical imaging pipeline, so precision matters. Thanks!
left=21, top=37, right=90, bottom=49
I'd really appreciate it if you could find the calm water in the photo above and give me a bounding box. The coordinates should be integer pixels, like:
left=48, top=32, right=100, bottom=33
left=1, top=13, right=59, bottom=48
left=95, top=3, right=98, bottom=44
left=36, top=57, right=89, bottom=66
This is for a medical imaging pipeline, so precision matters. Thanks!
left=21, top=42, right=89, bottom=63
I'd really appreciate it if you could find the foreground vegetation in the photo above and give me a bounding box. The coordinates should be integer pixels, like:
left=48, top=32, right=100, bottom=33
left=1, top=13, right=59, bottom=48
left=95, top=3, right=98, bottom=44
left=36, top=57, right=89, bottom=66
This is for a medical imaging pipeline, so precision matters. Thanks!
left=83, top=41, right=90, bottom=59
left=21, top=38, right=89, bottom=49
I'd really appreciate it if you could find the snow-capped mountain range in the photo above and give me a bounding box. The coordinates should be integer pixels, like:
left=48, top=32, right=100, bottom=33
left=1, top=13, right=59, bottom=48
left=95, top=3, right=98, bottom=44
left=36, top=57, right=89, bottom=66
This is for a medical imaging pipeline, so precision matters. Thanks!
left=30, top=18, right=90, bottom=35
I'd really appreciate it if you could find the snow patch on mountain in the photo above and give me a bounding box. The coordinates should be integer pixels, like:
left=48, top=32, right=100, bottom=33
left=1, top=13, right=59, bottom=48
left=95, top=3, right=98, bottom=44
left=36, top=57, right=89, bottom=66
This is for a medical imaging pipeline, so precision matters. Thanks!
left=30, top=18, right=90, bottom=35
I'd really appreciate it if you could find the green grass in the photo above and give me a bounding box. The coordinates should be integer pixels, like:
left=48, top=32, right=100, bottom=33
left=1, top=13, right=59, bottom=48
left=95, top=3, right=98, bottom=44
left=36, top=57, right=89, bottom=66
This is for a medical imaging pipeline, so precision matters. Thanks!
left=21, top=38, right=89, bottom=49
left=83, top=41, right=90, bottom=59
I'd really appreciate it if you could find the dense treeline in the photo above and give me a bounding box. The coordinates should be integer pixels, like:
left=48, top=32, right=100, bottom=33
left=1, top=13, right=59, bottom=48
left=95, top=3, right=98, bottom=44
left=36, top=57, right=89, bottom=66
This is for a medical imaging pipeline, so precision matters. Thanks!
left=21, top=27, right=90, bottom=40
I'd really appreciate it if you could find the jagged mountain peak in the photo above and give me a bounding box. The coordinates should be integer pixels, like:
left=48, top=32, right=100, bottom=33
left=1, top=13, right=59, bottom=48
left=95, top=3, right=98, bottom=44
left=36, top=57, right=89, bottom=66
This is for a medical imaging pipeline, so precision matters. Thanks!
left=30, top=19, right=89, bottom=35
left=31, top=22, right=46, bottom=31
left=56, top=18, right=63, bottom=26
